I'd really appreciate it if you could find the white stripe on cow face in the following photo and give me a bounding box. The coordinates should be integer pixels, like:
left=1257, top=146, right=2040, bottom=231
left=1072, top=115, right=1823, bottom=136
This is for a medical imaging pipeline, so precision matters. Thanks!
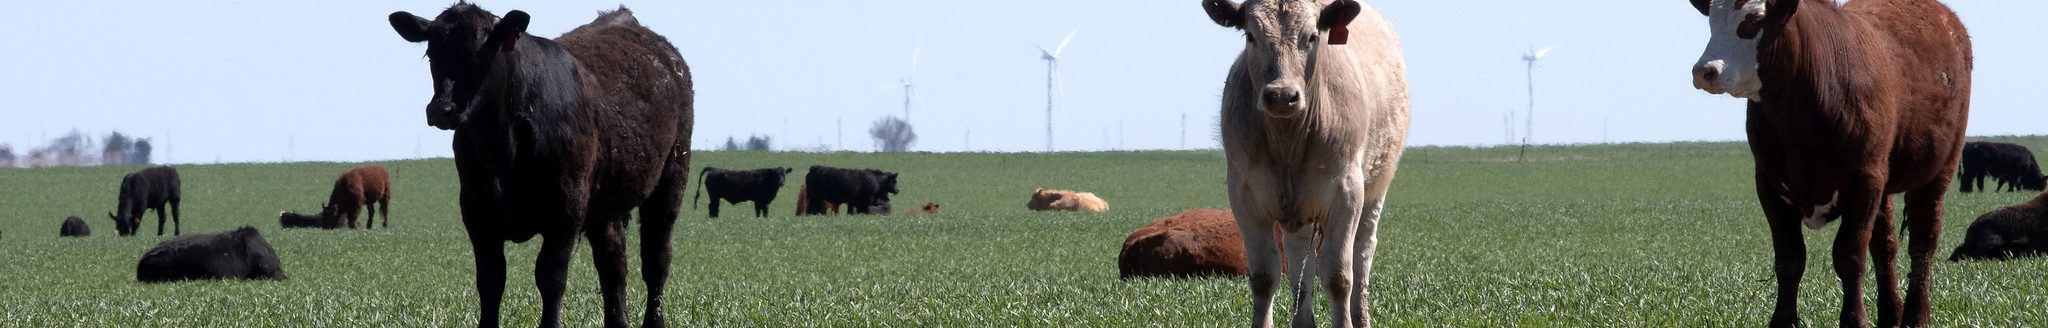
left=1691, top=0, right=1768, bottom=100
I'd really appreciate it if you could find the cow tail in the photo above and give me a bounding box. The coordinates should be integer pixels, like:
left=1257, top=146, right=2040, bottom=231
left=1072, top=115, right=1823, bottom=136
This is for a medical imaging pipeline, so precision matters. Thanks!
left=692, top=167, right=709, bottom=208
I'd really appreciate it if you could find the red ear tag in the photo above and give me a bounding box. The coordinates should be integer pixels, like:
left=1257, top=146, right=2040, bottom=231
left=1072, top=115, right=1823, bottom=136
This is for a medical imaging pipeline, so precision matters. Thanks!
left=1328, top=25, right=1349, bottom=45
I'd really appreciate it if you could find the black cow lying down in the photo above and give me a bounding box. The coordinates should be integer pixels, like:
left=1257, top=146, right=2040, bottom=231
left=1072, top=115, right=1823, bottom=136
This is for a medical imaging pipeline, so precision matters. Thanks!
left=802, top=165, right=900, bottom=216
left=1951, top=192, right=2048, bottom=261
left=279, top=211, right=322, bottom=229
left=136, top=226, right=286, bottom=283
left=694, top=167, right=793, bottom=217
left=60, top=216, right=91, bottom=237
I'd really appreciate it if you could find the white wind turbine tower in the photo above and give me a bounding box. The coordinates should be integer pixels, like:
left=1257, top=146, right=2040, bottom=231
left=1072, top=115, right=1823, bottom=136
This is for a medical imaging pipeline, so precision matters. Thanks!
left=897, top=40, right=924, bottom=122
left=1036, top=29, right=1076, bottom=152
left=1519, top=45, right=1552, bottom=162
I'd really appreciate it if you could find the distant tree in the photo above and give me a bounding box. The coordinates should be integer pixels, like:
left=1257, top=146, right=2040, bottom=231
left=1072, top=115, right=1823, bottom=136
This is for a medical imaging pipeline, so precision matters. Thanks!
left=869, top=116, right=916, bottom=152
left=744, top=134, right=773, bottom=151
left=0, top=144, right=14, bottom=168
left=103, top=132, right=133, bottom=165
left=130, top=139, right=152, bottom=165
left=38, top=130, right=95, bottom=166
left=721, top=136, right=741, bottom=151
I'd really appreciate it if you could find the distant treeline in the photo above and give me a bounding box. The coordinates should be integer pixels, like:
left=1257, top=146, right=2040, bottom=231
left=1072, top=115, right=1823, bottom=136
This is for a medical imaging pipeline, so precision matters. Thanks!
left=0, top=130, right=152, bottom=168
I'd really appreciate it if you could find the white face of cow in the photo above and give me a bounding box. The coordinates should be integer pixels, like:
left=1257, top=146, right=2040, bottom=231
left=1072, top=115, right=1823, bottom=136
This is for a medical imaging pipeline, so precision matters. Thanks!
left=1691, top=0, right=1770, bottom=100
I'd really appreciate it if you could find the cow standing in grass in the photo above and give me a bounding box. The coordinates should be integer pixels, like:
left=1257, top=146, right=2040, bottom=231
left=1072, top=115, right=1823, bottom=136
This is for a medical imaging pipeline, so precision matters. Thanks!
left=1202, top=0, right=1410, bottom=327
left=693, top=167, right=794, bottom=218
left=321, top=165, right=392, bottom=229
left=390, top=4, right=693, bottom=327
left=1687, top=0, right=1972, bottom=326
left=801, top=166, right=899, bottom=216
left=109, top=166, right=181, bottom=236
left=1958, top=141, right=2043, bottom=193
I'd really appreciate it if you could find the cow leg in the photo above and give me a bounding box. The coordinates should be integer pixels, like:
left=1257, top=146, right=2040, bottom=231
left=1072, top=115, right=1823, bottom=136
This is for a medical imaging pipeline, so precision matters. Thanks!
left=1758, top=180, right=1807, bottom=328
left=755, top=200, right=771, bottom=217
left=534, top=220, right=581, bottom=328
left=1318, top=210, right=1361, bottom=328
left=805, top=194, right=826, bottom=216
left=584, top=214, right=631, bottom=328
left=1900, top=187, right=1946, bottom=326
left=365, top=201, right=379, bottom=230
left=349, top=205, right=362, bottom=229
left=467, top=229, right=507, bottom=328
left=1831, top=188, right=1880, bottom=328
left=1280, top=224, right=1320, bottom=328
left=1868, top=197, right=1902, bottom=328
left=1232, top=210, right=1282, bottom=328
left=636, top=169, right=686, bottom=328
left=381, top=198, right=392, bottom=228
left=707, top=197, right=722, bottom=218
left=1351, top=197, right=1387, bottom=328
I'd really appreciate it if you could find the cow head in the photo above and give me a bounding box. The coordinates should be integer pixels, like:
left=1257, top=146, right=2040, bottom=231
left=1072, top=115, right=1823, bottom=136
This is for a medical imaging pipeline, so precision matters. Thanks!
left=1204, top=0, right=1362, bottom=118
left=1689, top=0, right=1798, bottom=100
left=107, top=212, right=136, bottom=236
left=390, top=4, right=532, bottom=130
left=2023, top=175, right=2047, bottom=191
left=775, top=167, right=794, bottom=185
left=1948, top=231, right=2022, bottom=261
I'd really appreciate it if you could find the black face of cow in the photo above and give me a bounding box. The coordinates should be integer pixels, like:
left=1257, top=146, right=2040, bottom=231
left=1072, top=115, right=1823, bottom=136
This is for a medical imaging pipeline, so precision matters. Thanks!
left=389, top=5, right=531, bottom=130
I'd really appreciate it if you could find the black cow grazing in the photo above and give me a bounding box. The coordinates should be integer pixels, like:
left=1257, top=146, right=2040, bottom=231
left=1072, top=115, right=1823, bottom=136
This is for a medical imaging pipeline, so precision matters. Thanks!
left=109, top=166, right=182, bottom=236
left=1950, top=192, right=2048, bottom=261
left=278, top=211, right=322, bottom=229
left=801, top=166, right=900, bottom=216
left=693, top=167, right=794, bottom=218
left=1959, top=141, right=2044, bottom=193
left=60, top=216, right=91, bottom=237
left=391, top=4, right=693, bottom=328
left=136, top=226, right=286, bottom=283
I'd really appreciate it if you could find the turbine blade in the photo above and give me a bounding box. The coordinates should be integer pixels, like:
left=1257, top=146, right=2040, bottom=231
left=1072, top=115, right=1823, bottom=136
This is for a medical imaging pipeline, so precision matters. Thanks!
left=1053, top=29, right=1077, bottom=56
left=1533, top=47, right=1554, bottom=60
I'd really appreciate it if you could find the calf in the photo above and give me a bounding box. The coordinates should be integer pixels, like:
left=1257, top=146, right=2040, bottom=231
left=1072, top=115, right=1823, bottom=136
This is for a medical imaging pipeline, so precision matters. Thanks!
left=904, top=202, right=940, bottom=216
left=279, top=211, right=322, bottom=229
left=59, top=216, right=91, bottom=237
left=391, top=4, right=693, bottom=327
left=692, top=167, right=794, bottom=217
left=1119, top=208, right=1248, bottom=279
left=1026, top=188, right=1109, bottom=212
left=135, top=226, right=286, bottom=283
left=1949, top=193, right=2048, bottom=261
left=109, top=166, right=181, bottom=236
left=320, top=165, right=393, bottom=229
left=801, top=166, right=899, bottom=216
left=1687, top=0, right=1973, bottom=326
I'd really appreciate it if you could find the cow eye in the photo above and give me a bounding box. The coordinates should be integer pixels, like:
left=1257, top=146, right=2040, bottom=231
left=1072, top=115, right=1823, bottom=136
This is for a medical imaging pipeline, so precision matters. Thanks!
left=1244, top=34, right=1254, bottom=43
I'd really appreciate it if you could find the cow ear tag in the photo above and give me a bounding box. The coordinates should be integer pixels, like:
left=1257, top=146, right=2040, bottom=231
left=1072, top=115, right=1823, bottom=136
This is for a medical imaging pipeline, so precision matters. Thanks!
left=1327, top=25, right=1349, bottom=45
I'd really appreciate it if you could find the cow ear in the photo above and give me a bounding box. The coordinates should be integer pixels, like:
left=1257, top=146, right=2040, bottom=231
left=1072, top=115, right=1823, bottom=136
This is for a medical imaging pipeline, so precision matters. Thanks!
left=389, top=11, right=431, bottom=43
left=1690, top=0, right=1710, bottom=16
left=492, top=10, right=531, bottom=53
left=1202, top=0, right=1243, bottom=29
left=1317, top=0, right=1361, bottom=31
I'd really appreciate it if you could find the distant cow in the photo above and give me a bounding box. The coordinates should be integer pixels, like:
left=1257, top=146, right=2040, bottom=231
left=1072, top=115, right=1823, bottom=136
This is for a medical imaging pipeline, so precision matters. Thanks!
left=1950, top=192, right=2048, bottom=261
left=60, top=216, right=91, bottom=237
left=320, top=165, right=393, bottom=229
left=279, top=211, right=322, bottom=229
left=794, top=183, right=837, bottom=216
left=1120, top=208, right=1249, bottom=279
left=1958, top=141, right=2043, bottom=193
left=802, top=166, right=899, bottom=216
left=109, top=166, right=181, bottom=236
left=391, top=4, right=693, bottom=327
left=693, top=167, right=794, bottom=217
left=136, top=226, right=286, bottom=283
left=1026, top=188, right=1108, bottom=212
left=905, top=202, right=940, bottom=216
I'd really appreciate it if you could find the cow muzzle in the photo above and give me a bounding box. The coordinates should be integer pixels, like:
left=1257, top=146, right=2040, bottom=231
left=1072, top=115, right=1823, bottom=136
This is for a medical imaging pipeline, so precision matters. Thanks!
left=425, top=99, right=459, bottom=130
left=1259, top=84, right=1305, bottom=118
left=1692, top=60, right=1727, bottom=94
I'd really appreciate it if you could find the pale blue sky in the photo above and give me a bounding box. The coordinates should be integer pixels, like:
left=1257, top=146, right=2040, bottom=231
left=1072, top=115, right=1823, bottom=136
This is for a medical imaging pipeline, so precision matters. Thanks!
left=1, top=1, right=2041, bottom=163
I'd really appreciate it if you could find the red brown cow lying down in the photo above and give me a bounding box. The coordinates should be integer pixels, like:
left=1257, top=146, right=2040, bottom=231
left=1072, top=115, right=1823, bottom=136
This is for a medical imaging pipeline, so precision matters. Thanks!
left=1026, top=188, right=1108, bottom=212
left=904, top=202, right=940, bottom=216
left=321, top=165, right=392, bottom=229
left=1121, top=208, right=1247, bottom=279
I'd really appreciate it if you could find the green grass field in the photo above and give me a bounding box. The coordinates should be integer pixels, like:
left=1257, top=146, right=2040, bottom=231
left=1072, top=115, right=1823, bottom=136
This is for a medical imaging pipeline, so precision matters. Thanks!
left=2, top=139, right=2044, bottom=326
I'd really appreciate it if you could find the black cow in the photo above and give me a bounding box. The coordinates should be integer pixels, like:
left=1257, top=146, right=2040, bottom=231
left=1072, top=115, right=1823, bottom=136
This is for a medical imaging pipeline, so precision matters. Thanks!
left=1959, top=141, right=2045, bottom=193
left=1951, top=192, right=2048, bottom=261
left=391, top=4, right=693, bottom=328
left=693, top=167, right=794, bottom=218
left=802, top=165, right=900, bottom=215
left=108, top=166, right=181, bottom=236
left=60, top=216, right=90, bottom=237
left=136, top=226, right=286, bottom=283
left=278, top=211, right=322, bottom=229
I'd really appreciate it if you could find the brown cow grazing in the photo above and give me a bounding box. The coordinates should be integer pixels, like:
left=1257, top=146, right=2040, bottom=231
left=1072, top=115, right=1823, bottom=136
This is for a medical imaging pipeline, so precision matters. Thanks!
left=1120, top=208, right=1248, bottom=279
left=320, top=165, right=392, bottom=229
left=60, top=216, right=91, bottom=237
left=136, top=226, right=286, bottom=283
left=1204, top=0, right=1411, bottom=327
left=109, top=166, right=181, bottom=236
left=1949, top=192, right=2048, bottom=261
left=391, top=4, right=693, bottom=328
left=904, top=202, right=940, bottom=216
left=1687, top=0, right=1973, bottom=326
left=1026, top=188, right=1109, bottom=212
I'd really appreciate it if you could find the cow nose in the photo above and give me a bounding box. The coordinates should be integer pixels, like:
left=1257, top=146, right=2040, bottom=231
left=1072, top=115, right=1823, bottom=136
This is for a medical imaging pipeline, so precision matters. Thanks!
left=1263, top=86, right=1301, bottom=107
left=1692, top=61, right=1724, bottom=90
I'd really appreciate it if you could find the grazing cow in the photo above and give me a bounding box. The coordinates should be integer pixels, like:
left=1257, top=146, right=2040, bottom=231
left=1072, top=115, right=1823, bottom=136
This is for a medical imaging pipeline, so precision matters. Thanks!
left=390, top=4, right=693, bottom=328
left=692, top=167, right=794, bottom=218
left=801, top=166, right=899, bottom=216
left=1949, top=192, right=2048, bottom=261
left=109, top=166, right=181, bottom=236
left=1204, top=0, right=1410, bottom=326
left=278, top=211, right=322, bottom=229
left=135, top=226, right=286, bottom=283
left=1026, top=188, right=1109, bottom=212
left=60, top=216, right=91, bottom=237
left=320, top=165, right=393, bottom=229
left=1120, top=208, right=1248, bottom=279
left=1687, top=0, right=1972, bottom=326
left=1958, top=142, right=2043, bottom=193
left=904, top=202, right=940, bottom=216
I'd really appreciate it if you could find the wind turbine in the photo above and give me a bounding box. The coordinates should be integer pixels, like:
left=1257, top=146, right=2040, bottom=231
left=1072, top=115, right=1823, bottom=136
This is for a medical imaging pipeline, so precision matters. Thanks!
left=1519, top=45, right=1552, bottom=162
left=1036, top=29, right=1076, bottom=152
left=897, top=40, right=924, bottom=122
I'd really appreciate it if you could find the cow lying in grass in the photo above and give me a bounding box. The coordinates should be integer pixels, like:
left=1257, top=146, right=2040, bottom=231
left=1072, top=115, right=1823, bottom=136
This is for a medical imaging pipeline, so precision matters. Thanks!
left=1120, top=208, right=1249, bottom=279
left=278, top=211, right=322, bottom=229
left=136, top=226, right=286, bottom=283
left=60, top=216, right=90, bottom=237
left=1026, top=188, right=1108, bottom=212
left=1950, top=192, right=2048, bottom=261
left=904, top=202, right=940, bottom=216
